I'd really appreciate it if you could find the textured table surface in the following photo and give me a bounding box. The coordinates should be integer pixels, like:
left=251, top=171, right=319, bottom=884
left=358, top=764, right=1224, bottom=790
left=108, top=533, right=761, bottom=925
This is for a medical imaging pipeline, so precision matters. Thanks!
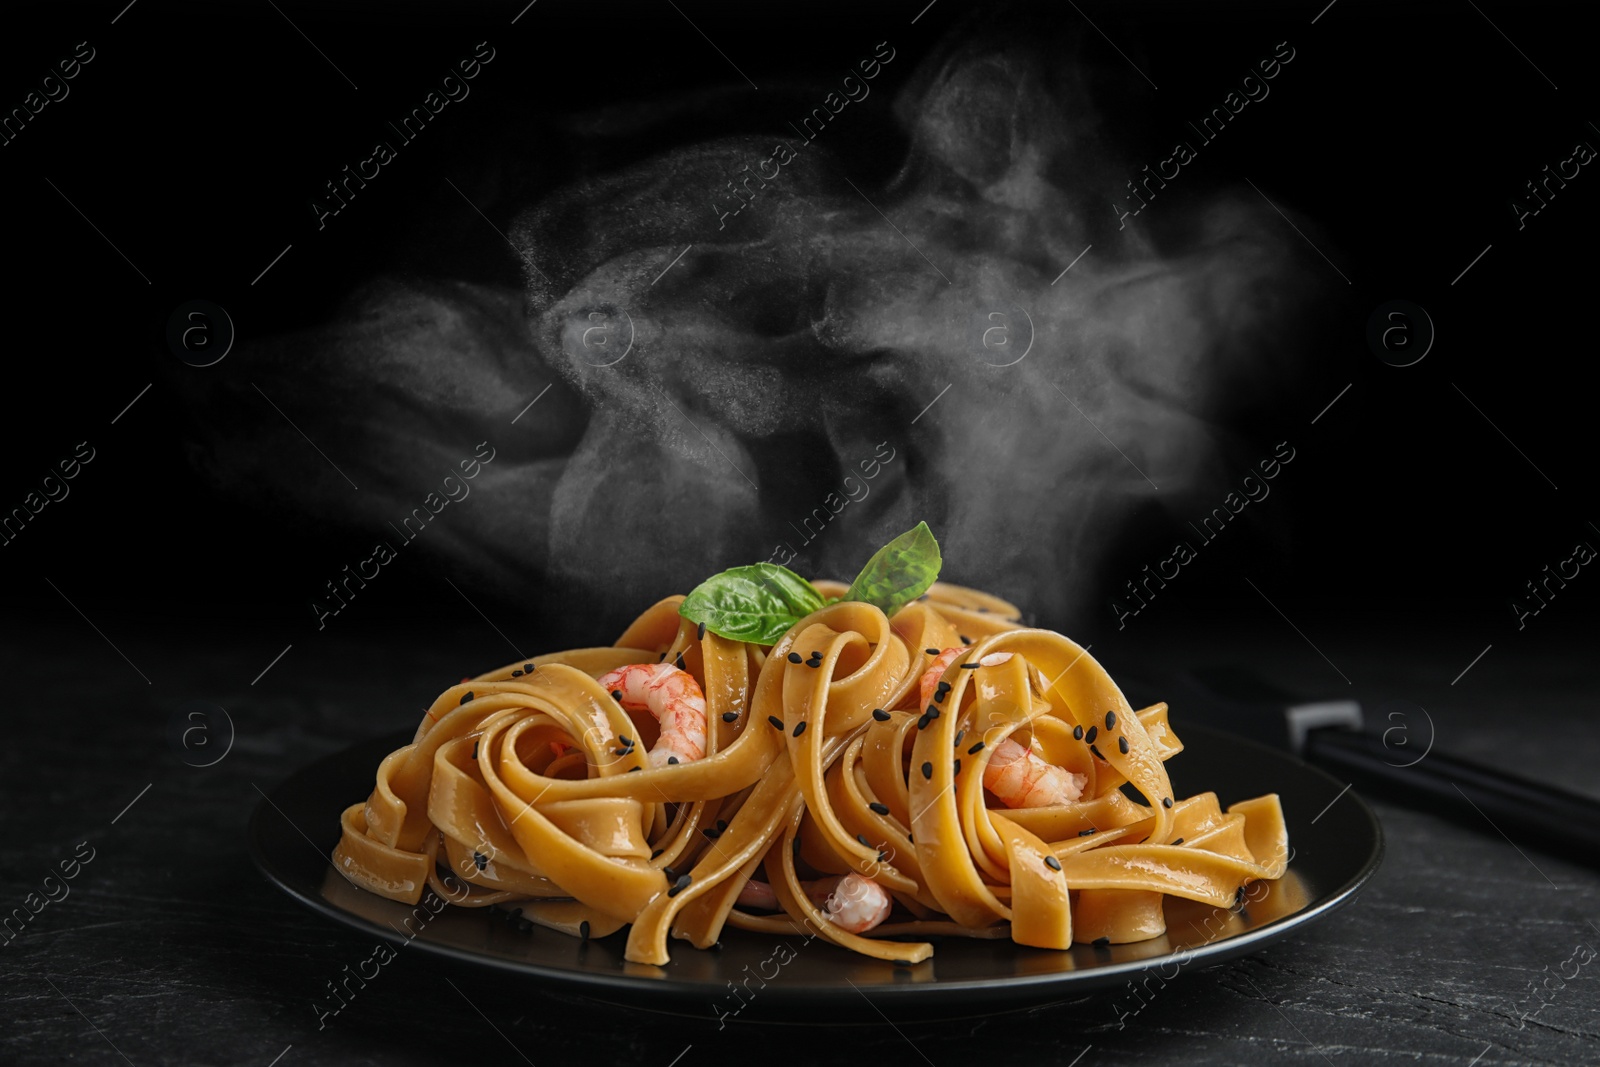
left=5, top=0, right=1597, bottom=1061
left=3, top=612, right=1595, bottom=1067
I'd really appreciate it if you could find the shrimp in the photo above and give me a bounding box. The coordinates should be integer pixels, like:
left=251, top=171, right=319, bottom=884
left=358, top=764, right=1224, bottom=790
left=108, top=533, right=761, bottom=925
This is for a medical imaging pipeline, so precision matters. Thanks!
left=596, top=663, right=707, bottom=768
left=809, top=873, right=892, bottom=933
left=918, top=647, right=965, bottom=709
left=917, top=645, right=1014, bottom=708
left=918, top=647, right=1083, bottom=808
left=736, top=878, right=779, bottom=912
left=735, top=873, right=892, bottom=934
left=984, top=737, right=1086, bottom=807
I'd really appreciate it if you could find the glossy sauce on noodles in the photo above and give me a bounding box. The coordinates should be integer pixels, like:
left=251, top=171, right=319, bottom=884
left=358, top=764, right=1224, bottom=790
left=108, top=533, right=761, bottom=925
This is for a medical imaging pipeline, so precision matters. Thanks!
left=332, top=582, right=1289, bottom=964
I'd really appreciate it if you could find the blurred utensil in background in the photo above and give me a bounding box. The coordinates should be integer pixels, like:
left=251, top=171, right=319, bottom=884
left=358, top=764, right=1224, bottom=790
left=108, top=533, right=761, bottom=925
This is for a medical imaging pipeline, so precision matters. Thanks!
left=1123, top=666, right=1600, bottom=870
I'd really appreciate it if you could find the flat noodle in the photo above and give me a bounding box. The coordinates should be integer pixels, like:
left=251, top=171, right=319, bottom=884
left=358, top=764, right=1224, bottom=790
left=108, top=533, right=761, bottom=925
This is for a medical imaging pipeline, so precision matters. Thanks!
left=332, top=583, right=1291, bottom=962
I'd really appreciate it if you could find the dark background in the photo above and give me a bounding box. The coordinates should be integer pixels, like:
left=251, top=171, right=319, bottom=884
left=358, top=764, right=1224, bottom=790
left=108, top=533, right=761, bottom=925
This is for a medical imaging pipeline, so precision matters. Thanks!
left=3, top=0, right=1596, bottom=645
left=2, top=2, right=1596, bottom=1066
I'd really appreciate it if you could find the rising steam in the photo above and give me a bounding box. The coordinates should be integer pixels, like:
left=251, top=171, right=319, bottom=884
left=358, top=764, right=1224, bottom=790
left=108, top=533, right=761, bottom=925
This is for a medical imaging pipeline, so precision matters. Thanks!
left=177, top=9, right=1318, bottom=639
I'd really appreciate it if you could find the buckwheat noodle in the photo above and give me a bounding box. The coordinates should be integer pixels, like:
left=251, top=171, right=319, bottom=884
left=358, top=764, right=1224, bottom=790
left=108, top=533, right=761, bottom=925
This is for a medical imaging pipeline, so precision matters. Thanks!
left=332, top=580, right=1289, bottom=964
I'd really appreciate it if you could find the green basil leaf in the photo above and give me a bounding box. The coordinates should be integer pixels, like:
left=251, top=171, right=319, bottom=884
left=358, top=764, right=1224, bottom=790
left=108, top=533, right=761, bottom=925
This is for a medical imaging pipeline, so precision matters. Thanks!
left=842, top=521, right=942, bottom=618
left=678, top=563, right=826, bottom=645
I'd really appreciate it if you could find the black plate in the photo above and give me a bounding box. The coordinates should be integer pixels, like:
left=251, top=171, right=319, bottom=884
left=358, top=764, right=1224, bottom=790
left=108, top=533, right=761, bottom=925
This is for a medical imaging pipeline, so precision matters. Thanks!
left=250, top=724, right=1382, bottom=1018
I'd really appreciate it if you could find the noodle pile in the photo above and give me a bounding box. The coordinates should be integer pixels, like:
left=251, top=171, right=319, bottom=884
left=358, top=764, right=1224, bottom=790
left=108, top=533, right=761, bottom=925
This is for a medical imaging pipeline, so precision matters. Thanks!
left=332, top=580, right=1288, bottom=964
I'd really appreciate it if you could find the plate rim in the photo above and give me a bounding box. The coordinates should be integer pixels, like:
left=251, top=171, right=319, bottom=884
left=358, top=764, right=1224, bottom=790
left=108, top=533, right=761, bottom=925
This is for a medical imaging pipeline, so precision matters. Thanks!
left=249, top=723, right=1384, bottom=1004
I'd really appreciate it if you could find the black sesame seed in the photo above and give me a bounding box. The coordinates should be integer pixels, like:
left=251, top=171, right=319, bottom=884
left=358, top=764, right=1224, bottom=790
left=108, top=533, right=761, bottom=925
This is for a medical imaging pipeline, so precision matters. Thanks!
left=934, top=690, right=947, bottom=704
left=703, top=827, right=721, bottom=839
left=697, top=622, right=706, bottom=640
left=1171, top=838, right=1185, bottom=846
left=1085, top=726, right=1098, bottom=744
left=629, top=766, right=642, bottom=773
left=925, top=648, right=940, bottom=656
left=579, top=920, right=591, bottom=941
left=968, top=741, right=986, bottom=754
left=619, top=735, right=632, bottom=746
left=658, top=652, right=667, bottom=661
left=921, top=761, right=933, bottom=780
left=662, top=866, right=676, bottom=881
left=768, top=715, right=784, bottom=730
left=894, top=958, right=913, bottom=967
left=675, top=652, right=686, bottom=670
left=610, top=689, right=623, bottom=702
left=1073, top=725, right=1084, bottom=741
left=651, top=848, right=664, bottom=859
left=788, top=652, right=803, bottom=663
left=668, top=874, right=692, bottom=897
left=872, top=709, right=891, bottom=721
left=856, top=833, right=871, bottom=847
left=1105, top=711, right=1117, bottom=730
left=1079, top=828, right=1097, bottom=837
left=1090, top=744, right=1104, bottom=760
left=793, top=721, right=808, bottom=737
left=916, top=713, right=931, bottom=730
left=512, top=669, right=523, bottom=677
left=717, top=820, right=728, bottom=831
left=473, top=851, right=487, bottom=871
left=1118, top=735, right=1130, bottom=755
left=954, top=730, right=965, bottom=745
left=960, top=635, right=972, bottom=643
left=523, top=663, right=535, bottom=673
left=878, top=850, right=888, bottom=862
left=952, top=759, right=962, bottom=776
left=722, top=711, right=739, bottom=722
left=926, top=705, right=941, bottom=720
left=1162, top=797, right=1173, bottom=809
left=667, top=756, right=679, bottom=765
left=1092, top=937, right=1110, bottom=948
left=1044, top=855, right=1062, bottom=872
left=936, top=680, right=951, bottom=691
left=959, top=662, right=980, bottom=669
left=808, top=659, right=822, bottom=669
left=869, top=802, right=890, bottom=815
left=460, top=692, right=474, bottom=705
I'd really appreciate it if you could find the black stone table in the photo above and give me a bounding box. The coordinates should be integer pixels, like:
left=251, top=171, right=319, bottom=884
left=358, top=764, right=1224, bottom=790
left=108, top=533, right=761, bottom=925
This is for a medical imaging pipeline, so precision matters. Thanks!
left=3, top=611, right=1595, bottom=1066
